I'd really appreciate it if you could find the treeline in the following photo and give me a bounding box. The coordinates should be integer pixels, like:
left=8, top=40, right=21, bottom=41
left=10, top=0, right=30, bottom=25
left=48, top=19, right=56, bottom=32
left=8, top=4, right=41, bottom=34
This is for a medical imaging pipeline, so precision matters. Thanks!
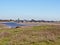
left=0, top=19, right=59, bottom=23
left=15, top=19, right=58, bottom=23
left=0, top=19, right=14, bottom=22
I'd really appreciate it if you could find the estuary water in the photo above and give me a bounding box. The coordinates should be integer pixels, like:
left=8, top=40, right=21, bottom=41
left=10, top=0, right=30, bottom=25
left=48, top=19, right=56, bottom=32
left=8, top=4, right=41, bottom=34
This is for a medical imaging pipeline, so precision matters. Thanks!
left=1, top=22, right=25, bottom=28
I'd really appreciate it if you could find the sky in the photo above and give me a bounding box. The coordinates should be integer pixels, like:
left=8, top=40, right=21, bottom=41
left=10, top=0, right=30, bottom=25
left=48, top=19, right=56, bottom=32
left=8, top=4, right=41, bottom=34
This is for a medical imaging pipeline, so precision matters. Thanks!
left=0, top=0, right=60, bottom=21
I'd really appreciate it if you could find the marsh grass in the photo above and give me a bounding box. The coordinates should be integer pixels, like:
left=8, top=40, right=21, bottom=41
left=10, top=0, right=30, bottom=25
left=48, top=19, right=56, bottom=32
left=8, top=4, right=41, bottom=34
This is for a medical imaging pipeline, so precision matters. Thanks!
left=0, top=25, right=60, bottom=45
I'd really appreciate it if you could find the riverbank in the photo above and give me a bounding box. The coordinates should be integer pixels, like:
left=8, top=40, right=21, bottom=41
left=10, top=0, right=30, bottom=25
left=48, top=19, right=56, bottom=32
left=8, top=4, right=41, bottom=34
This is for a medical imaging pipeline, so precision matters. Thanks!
left=0, top=23, right=9, bottom=29
left=19, top=22, right=60, bottom=26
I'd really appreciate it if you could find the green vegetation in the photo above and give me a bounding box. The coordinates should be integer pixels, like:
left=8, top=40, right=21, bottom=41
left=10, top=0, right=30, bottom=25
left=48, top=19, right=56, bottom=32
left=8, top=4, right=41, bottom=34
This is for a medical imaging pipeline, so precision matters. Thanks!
left=0, top=25, right=60, bottom=45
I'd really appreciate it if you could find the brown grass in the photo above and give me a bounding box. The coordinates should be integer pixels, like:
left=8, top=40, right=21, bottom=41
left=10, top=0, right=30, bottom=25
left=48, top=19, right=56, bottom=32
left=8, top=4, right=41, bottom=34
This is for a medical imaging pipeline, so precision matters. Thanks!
left=0, top=25, right=60, bottom=45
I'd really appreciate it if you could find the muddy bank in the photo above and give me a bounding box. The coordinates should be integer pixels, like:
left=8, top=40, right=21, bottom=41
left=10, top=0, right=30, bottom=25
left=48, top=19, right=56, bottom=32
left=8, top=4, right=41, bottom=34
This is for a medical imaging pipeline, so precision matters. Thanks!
left=0, top=23, right=9, bottom=29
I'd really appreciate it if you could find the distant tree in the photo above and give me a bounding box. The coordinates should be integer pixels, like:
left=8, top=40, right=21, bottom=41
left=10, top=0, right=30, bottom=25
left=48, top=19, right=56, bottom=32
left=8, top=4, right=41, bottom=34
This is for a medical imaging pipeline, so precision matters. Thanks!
left=40, top=20, right=45, bottom=22
left=9, top=19, right=13, bottom=21
left=30, top=19, right=36, bottom=22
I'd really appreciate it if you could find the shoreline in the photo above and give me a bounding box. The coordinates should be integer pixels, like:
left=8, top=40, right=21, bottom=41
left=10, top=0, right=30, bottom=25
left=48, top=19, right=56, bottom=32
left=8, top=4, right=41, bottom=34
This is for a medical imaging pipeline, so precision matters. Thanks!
left=0, top=22, right=60, bottom=29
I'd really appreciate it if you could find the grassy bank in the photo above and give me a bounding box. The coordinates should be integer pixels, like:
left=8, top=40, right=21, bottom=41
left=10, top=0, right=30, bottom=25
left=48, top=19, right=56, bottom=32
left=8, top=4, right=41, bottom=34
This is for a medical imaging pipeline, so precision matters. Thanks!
left=0, top=25, right=60, bottom=45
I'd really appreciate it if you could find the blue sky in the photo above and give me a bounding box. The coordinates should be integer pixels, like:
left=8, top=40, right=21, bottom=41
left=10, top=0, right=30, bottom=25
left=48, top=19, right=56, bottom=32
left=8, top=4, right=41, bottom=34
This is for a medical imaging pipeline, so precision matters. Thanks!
left=0, top=0, right=60, bottom=21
